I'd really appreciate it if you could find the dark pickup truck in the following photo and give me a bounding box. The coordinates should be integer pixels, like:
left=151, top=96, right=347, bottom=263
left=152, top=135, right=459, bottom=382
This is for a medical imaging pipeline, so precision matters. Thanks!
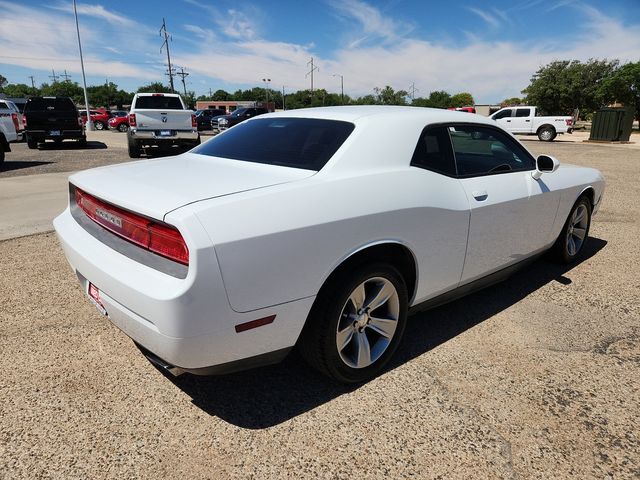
left=24, top=97, right=86, bottom=148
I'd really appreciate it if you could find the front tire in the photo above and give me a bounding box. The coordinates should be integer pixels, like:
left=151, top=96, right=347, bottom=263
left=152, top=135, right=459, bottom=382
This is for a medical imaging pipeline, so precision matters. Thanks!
left=27, top=136, right=37, bottom=149
left=94, top=121, right=105, bottom=130
left=538, top=126, right=556, bottom=142
left=118, top=123, right=129, bottom=132
left=299, top=263, right=408, bottom=383
left=552, top=196, right=592, bottom=263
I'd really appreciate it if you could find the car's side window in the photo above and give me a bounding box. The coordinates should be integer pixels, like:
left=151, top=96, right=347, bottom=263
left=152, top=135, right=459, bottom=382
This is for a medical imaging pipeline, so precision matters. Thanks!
left=492, top=109, right=512, bottom=120
left=410, top=126, right=457, bottom=176
left=448, top=125, right=535, bottom=177
left=515, top=108, right=531, bottom=117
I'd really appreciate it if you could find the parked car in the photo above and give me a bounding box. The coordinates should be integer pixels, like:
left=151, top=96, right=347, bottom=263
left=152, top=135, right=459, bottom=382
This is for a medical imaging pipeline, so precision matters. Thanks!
left=127, top=93, right=199, bottom=158
left=195, top=109, right=226, bottom=131
left=80, top=109, right=111, bottom=130
left=0, top=106, right=19, bottom=164
left=24, top=97, right=86, bottom=148
left=0, top=99, right=22, bottom=141
left=448, top=106, right=476, bottom=113
left=108, top=111, right=129, bottom=132
left=53, top=106, right=604, bottom=383
left=213, top=107, right=269, bottom=132
left=490, top=106, right=573, bottom=141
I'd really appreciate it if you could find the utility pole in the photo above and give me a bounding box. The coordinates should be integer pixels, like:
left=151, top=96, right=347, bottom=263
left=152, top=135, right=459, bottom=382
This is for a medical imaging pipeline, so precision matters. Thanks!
left=333, top=74, right=344, bottom=104
left=73, top=0, right=92, bottom=130
left=408, top=82, right=419, bottom=101
left=49, top=69, right=59, bottom=83
left=282, top=85, right=286, bottom=111
left=176, top=67, right=189, bottom=97
left=262, top=78, right=271, bottom=106
left=306, top=57, right=319, bottom=93
left=61, top=70, right=72, bottom=82
left=160, top=18, right=175, bottom=92
left=28, top=76, right=35, bottom=89
left=208, top=88, right=213, bottom=98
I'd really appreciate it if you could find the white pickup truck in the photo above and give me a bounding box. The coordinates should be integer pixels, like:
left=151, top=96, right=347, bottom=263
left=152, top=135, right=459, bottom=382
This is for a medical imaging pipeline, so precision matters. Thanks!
left=127, top=93, right=199, bottom=158
left=0, top=105, right=19, bottom=165
left=490, top=106, right=573, bottom=141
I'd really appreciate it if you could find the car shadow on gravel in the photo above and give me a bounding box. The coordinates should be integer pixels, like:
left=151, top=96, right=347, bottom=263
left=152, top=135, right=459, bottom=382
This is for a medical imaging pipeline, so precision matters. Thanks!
left=37, top=141, right=107, bottom=150
left=0, top=161, right=53, bottom=172
left=166, top=237, right=607, bottom=429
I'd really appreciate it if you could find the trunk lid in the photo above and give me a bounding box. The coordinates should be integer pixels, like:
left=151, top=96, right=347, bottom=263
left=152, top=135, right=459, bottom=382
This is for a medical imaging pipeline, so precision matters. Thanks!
left=69, top=152, right=315, bottom=220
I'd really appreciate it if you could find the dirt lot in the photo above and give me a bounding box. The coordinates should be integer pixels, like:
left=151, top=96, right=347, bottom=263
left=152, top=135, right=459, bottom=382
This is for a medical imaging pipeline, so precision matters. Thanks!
left=0, top=137, right=639, bottom=479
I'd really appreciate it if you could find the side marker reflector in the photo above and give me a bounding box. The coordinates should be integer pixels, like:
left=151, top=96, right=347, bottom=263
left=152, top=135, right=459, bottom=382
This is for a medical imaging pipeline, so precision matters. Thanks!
left=235, top=315, right=276, bottom=333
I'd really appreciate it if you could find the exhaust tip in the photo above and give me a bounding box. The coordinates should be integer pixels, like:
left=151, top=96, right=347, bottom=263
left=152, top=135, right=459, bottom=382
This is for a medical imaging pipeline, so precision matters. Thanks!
left=134, top=342, right=184, bottom=377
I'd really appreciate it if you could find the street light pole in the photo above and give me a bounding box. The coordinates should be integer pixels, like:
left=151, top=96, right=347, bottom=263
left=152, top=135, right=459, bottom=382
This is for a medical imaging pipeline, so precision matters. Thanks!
left=262, top=78, right=271, bottom=108
left=333, top=74, right=344, bottom=104
left=73, top=0, right=92, bottom=131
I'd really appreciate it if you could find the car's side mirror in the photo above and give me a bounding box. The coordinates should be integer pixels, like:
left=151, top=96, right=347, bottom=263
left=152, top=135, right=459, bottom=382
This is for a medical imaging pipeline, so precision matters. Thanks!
left=532, top=154, right=560, bottom=180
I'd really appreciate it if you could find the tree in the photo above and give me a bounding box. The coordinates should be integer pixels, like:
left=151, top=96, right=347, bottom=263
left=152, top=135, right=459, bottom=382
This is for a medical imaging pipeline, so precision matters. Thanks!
left=1, top=83, right=39, bottom=97
left=212, top=89, right=231, bottom=101
left=450, top=92, right=474, bottom=108
left=374, top=86, right=408, bottom=105
left=40, top=81, right=84, bottom=104
left=87, top=82, right=133, bottom=109
left=598, top=61, right=640, bottom=120
left=412, top=90, right=452, bottom=109
left=501, top=97, right=523, bottom=106
left=137, top=82, right=173, bottom=93
left=522, top=59, right=619, bottom=116
left=0, top=74, right=7, bottom=89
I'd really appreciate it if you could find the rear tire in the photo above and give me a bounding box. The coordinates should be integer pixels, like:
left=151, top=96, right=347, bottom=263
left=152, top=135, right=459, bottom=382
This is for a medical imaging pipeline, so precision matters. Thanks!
left=118, top=123, right=128, bottom=132
left=94, top=121, right=105, bottom=131
left=77, top=137, right=87, bottom=148
left=551, top=196, right=592, bottom=263
left=0, top=148, right=4, bottom=165
left=538, top=126, right=556, bottom=142
left=299, top=263, right=408, bottom=383
left=128, top=135, right=141, bottom=158
left=27, top=136, right=37, bottom=149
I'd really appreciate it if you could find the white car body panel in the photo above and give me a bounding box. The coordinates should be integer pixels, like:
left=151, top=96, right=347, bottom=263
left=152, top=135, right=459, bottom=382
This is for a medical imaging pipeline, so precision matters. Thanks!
left=53, top=106, right=605, bottom=373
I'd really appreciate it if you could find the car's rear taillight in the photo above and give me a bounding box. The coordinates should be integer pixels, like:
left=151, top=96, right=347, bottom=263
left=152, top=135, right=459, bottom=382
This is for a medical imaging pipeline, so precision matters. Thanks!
left=23, top=115, right=27, bottom=128
left=129, top=113, right=137, bottom=127
left=565, top=119, right=573, bottom=126
left=11, top=113, right=19, bottom=131
left=78, top=115, right=83, bottom=127
left=75, top=188, right=189, bottom=265
left=191, top=114, right=197, bottom=128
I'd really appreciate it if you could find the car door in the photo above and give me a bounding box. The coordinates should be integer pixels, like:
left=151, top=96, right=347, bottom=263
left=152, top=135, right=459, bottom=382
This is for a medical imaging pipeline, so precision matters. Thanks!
left=449, top=125, right=560, bottom=284
left=510, top=108, right=532, bottom=133
left=409, top=126, right=470, bottom=301
left=491, top=108, right=513, bottom=130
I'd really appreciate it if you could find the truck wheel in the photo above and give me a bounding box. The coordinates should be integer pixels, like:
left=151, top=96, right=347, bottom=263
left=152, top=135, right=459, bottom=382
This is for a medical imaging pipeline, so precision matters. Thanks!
left=538, top=126, right=556, bottom=142
left=27, top=136, right=38, bottom=149
left=77, top=136, right=87, bottom=148
left=0, top=148, right=4, bottom=165
left=128, top=136, right=141, bottom=158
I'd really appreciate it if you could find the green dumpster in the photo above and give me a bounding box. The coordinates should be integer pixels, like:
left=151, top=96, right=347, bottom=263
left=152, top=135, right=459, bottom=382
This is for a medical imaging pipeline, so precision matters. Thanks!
left=589, top=107, right=635, bottom=142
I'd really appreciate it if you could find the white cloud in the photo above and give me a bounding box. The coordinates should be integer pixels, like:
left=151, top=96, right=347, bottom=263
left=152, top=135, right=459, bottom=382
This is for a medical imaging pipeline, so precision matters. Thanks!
left=467, top=7, right=501, bottom=28
left=49, top=2, right=136, bottom=27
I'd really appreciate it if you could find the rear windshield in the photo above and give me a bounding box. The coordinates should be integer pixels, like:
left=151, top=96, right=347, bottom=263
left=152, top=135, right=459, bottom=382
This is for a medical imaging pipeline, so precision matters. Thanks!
left=134, top=96, right=183, bottom=110
left=193, top=117, right=355, bottom=171
left=25, top=97, right=76, bottom=112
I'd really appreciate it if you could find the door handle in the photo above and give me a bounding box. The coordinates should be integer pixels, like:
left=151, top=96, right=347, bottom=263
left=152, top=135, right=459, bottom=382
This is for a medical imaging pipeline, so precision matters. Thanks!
left=472, top=190, right=488, bottom=201
left=525, top=120, right=530, bottom=122
left=506, top=120, right=511, bottom=122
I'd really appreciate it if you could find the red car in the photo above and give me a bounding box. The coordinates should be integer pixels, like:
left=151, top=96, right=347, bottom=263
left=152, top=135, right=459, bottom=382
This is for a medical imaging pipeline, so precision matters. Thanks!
left=80, top=109, right=111, bottom=130
left=447, top=106, right=476, bottom=113
left=108, top=111, right=129, bottom=132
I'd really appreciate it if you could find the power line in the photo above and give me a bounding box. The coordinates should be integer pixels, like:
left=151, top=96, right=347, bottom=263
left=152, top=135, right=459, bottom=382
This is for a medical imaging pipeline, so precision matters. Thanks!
left=160, top=18, right=175, bottom=92
left=306, top=57, right=319, bottom=93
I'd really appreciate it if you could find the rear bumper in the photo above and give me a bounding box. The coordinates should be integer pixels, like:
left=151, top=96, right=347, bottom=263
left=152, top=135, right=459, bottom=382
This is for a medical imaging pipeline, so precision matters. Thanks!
left=26, top=129, right=85, bottom=140
left=53, top=206, right=314, bottom=372
left=130, top=129, right=199, bottom=142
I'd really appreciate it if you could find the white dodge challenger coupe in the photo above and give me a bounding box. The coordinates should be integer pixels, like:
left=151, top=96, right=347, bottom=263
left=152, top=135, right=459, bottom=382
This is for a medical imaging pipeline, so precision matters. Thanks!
left=53, top=106, right=605, bottom=383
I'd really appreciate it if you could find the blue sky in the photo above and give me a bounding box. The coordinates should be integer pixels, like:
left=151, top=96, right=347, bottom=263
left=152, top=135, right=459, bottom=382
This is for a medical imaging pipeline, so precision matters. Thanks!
left=1, top=0, right=639, bottom=103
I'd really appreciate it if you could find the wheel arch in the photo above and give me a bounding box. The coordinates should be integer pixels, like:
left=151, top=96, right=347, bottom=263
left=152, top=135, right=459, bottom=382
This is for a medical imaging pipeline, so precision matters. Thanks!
left=317, top=241, right=419, bottom=306
left=578, top=186, right=596, bottom=208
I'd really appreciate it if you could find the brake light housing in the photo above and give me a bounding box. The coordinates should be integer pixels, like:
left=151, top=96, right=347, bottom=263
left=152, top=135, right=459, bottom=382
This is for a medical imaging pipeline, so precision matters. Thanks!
left=191, top=114, right=197, bottom=128
left=75, top=188, right=189, bottom=265
left=129, top=113, right=137, bottom=127
left=565, top=119, right=573, bottom=126
left=11, top=113, right=19, bottom=132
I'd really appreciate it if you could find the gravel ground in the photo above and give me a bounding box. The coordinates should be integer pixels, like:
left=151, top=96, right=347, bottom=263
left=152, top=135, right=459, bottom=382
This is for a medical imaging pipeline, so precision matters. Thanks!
left=0, top=139, right=639, bottom=479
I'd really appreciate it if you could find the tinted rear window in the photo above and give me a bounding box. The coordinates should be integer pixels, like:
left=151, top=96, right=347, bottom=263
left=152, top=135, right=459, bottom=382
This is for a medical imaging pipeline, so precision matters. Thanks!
left=193, top=118, right=355, bottom=171
left=25, top=97, right=76, bottom=112
left=134, top=96, right=183, bottom=109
